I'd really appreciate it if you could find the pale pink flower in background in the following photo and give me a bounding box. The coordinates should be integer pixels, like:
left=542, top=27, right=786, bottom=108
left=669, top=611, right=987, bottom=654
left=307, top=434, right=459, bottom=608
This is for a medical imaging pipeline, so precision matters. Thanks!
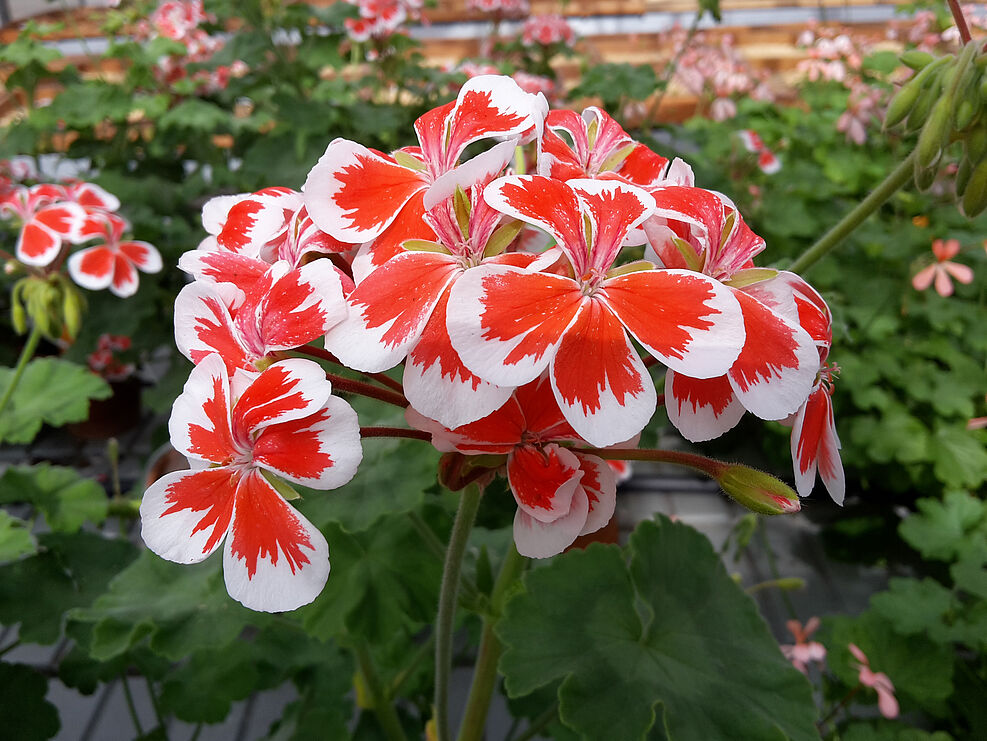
left=912, top=238, right=974, bottom=297
left=780, top=618, right=826, bottom=674
left=848, top=644, right=899, bottom=719
left=521, top=14, right=576, bottom=47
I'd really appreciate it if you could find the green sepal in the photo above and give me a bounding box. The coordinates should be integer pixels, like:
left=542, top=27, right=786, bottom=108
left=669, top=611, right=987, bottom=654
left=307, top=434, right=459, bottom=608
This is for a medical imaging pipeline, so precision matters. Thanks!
left=261, top=469, right=301, bottom=500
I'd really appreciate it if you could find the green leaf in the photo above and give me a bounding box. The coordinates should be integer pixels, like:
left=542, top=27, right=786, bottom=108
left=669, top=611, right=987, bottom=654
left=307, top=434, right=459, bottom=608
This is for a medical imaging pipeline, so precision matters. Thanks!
left=68, top=550, right=266, bottom=661
left=158, top=99, right=231, bottom=132
left=899, top=492, right=987, bottom=561
left=0, top=511, right=37, bottom=561
left=930, top=426, right=987, bottom=489
left=497, top=517, right=818, bottom=740
left=869, top=578, right=957, bottom=636
left=0, top=532, right=137, bottom=644
left=951, top=553, right=987, bottom=600
left=300, top=515, right=442, bottom=643
left=840, top=720, right=953, bottom=741
left=0, top=663, right=60, bottom=741
left=297, top=437, right=439, bottom=533
left=0, top=358, right=112, bottom=444
left=0, top=464, right=108, bottom=532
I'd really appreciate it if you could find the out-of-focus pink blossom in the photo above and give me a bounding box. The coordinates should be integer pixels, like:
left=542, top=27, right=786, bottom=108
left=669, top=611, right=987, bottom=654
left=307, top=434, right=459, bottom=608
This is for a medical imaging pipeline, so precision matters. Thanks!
left=512, top=70, right=556, bottom=97
left=467, top=0, right=528, bottom=17
left=912, top=238, right=974, bottom=297
left=848, top=644, right=899, bottom=719
left=780, top=618, right=826, bottom=674
left=521, top=14, right=575, bottom=47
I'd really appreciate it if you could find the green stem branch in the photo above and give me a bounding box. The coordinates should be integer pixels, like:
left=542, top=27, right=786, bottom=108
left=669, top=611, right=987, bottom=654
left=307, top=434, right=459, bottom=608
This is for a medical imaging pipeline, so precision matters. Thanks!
left=789, top=152, right=916, bottom=274
left=434, top=483, right=483, bottom=741
left=457, top=543, right=527, bottom=741
left=577, top=447, right=723, bottom=477
left=0, top=324, right=42, bottom=420
left=354, top=641, right=409, bottom=741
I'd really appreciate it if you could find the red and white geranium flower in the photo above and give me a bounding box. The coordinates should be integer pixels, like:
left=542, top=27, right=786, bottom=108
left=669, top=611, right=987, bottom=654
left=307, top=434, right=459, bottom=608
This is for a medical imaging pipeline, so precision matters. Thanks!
left=68, top=212, right=162, bottom=297
left=140, top=354, right=362, bottom=612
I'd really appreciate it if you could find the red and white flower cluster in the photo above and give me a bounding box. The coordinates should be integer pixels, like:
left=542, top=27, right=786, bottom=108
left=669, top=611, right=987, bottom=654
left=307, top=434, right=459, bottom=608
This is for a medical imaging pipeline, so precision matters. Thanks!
left=0, top=179, right=161, bottom=297
left=88, top=333, right=136, bottom=381
left=344, top=0, right=422, bottom=43
left=737, top=130, right=782, bottom=175
left=520, top=14, right=576, bottom=47
left=144, top=75, right=844, bottom=611
left=467, top=0, right=529, bottom=18
left=135, top=0, right=247, bottom=93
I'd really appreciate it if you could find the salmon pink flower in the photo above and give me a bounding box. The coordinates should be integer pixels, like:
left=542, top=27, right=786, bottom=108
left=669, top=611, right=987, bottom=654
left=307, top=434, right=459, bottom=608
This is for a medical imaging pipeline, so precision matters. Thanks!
left=848, top=644, right=899, bottom=719
left=780, top=617, right=826, bottom=674
left=912, top=238, right=974, bottom=297
left=303, top=75, right=546, bottom=278
left=67, top=212, right=162, bottom=297
left=0, top=184, right=87, bottom=267
left=408, top=376, right=617, bottom=558
left=140, top=354, right=362, bottom=612
left=447, top=175, right=745, bottom=447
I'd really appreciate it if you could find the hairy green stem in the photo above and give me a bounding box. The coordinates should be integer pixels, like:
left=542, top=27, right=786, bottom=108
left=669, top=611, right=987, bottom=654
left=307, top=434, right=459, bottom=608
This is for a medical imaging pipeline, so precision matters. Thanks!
left=409, top=512, right=482, bottom=607
left=457, top=543, right=527, bottom=741
left=0, top=324, right=42, bottom=420
left=434, top=484, right=483, bottom=741
left=789, top=152, right=916, bottom=274
left=354, top=641, right=409, bottom=741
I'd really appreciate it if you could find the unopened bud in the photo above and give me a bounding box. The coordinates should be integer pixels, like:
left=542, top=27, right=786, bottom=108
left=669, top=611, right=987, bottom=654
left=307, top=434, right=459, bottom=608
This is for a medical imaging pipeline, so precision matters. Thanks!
left=967, top=126, right=987, bottom=162
left=901, top=50, right=935, bottom=70
left=957, top=156, right=973, bottom=197
left=61, top=285, right=84, bottom=340
left=962, top=157, right=987, bottom=216
left=916, top=98, right=952, bottom=170
left=913, top=159, right=937, bottom=192
left=884, top=80, right=923, bottom=129
left=11, top=299, right=27, bottom=334
left=716, top=464, right=801, bottom=515
left=955, top=99, right=978, bottom=131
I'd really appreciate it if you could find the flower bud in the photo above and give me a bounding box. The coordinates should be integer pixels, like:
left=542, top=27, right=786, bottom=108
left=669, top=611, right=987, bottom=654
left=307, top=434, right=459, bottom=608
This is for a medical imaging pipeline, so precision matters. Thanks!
left=901, top=50, right=935, bottom=70
left=962, top=157, right=987, bottom=217
left=716, top=464, right=801, bottom=515
left=957, top=156, right=973, bottom=196
left=916, top=97, right=952, bottom=170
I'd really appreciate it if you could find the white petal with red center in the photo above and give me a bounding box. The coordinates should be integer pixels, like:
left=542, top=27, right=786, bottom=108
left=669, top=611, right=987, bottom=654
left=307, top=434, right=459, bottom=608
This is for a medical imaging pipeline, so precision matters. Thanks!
left=232, top=359, right=332, bottom=436
left=605, top=269, right=745, bottom=379
left=423, top=139, right=517, bottom=212
left=202, top=193, right=244, bottom=234
left=507, top=443, right=582, bottom=522
left=550, top=297, right=656, bottom=447
left=69, top=182, right=120, bottom=212
left=574, top=453, right=617, bottom=535
left=246, top=260, right=347, bottom=354
left=350, top=190, right=436, bottom=282
left=569, top=179, right=655, bottom=270
left=537, top=126, right=585, bottom=181
left=253, top=395, right=363, bottom=488
left=109, top=255, right=140, bottom=297
left=447, top=264, right=584, bottom=387
left=444, top=75, right=544, bottom=164
left=118, top=241, right=163, bottom=273
left=513, top=487, right=589, bottom=559
left=223, top=469, right=330, bottom=612
left=16, top=221, right=62, bottom=266
left=175, top=282, right=252, bottom=373
left=483, top=175, right=585, bottom=265
left=140, top=468, right=238, bottom=564
left=665, top=369, right=745, bottom=442
left=217, top=188, right=300, bottom=256
left=169, top=353, right=238, bottom=464
left=304, top=138, right=428, bottom=243
left=34, top=202, right=87, bottom=242
left=68, top=246, right=115, bottom=290
left=405, top=404, right=521, bottom=455
left=727, top=290, right=818, bottom=421
left=325, top=251, right=459, bottom=372
left=791, top=384, right=844, bottom=502
left=404, top=292, right=514, bottom=429
left=178, top=249, right=269, bottom=294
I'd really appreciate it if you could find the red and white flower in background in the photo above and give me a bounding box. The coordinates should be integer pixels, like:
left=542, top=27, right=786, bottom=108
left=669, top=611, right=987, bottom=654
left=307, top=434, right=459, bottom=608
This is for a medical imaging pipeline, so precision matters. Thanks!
left=448, top=175, right=745, bottom=448
left=912, top=238, right=974, bottom=297
left=780, top=617, right=827, bottom=674
left=467, top=0, right=529, bottom=17
left=62, top=180, right=122, bottom=213
left=848, top=644, right=899, bottom=719
left=0, top=184, right=87, bottom=267
left=303, top=75, right=546, bottom=279
left=837, top=82, right=882, bottom=146
left=88, top=334, right=135, bottom=381
left=344, top=0, right=419, bottom=42
left=645, top=187, right=818, bottom=443
left=521, top=14, right=576, bottom=47
left=783, top=274, right=845, bottom=504
left=140, top=354, right=362, bottom=612
left=175, top=258, right=348, bottom=375
left=408, top=376, right=618, bottom=558
left=68, top=212, right=162, bottom=297
left=737, top=129, right=782, bottom=174
left=511, top=71, right=556, bottom=98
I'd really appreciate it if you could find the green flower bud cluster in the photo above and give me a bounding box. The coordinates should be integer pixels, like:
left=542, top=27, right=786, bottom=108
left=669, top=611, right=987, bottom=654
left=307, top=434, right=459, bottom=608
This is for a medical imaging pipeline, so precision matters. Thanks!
left=888, top=41, right=987, bottom=214
left=10, top=274, right=86, bottom=340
